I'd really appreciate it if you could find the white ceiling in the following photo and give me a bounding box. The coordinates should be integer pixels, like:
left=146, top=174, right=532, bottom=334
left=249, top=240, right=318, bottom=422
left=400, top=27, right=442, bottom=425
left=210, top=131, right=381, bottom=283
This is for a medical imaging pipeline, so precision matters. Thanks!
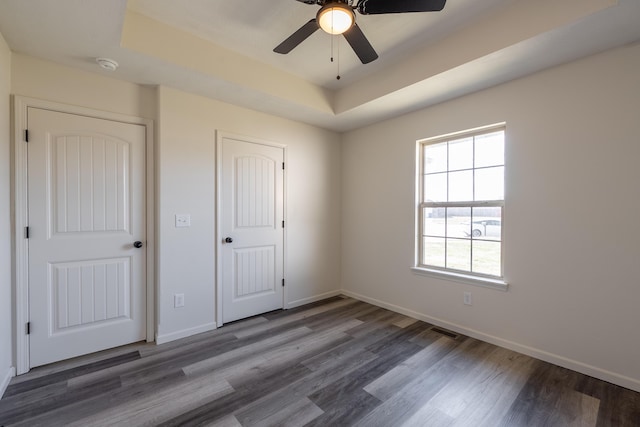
left=0, top=0, right=639, bottom=132
left=127, top=0, right=512, bottom=90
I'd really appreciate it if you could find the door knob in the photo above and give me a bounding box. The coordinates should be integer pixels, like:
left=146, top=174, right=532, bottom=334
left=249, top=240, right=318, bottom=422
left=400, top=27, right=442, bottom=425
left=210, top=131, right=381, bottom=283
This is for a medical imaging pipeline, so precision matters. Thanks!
left=133, top=241, right=143, bottom=248
left=225, top=237, right=233, bottom=243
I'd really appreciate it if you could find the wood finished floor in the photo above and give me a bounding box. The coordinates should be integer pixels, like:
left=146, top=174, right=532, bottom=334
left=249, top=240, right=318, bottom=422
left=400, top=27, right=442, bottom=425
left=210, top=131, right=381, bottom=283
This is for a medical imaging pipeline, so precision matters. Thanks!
left=2, top=296, right=639, bottom=426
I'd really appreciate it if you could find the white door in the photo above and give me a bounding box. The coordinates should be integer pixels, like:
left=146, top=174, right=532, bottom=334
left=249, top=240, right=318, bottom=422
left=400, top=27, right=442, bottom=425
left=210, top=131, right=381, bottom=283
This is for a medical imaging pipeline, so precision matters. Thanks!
left=28, top=108, right=146, bottom=367
left=220, top=136, right=284, bottom=324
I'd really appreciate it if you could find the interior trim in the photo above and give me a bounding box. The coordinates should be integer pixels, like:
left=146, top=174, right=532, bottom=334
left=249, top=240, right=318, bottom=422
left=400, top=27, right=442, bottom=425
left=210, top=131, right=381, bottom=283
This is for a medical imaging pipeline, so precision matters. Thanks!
left=155, top=321, right=217, bottom=345
left=215, top=130, right=288, bottom=328
left=342, top=289, right=640, bottom=393
left=12, top=96, right=156, bottom=375
left=0, top=366, right=15, bottom=399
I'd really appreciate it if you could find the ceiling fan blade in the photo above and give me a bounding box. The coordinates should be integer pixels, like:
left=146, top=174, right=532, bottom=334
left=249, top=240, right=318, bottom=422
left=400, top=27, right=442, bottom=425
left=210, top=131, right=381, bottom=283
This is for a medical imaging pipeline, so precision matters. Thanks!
left=274, top=19, right=319, bottom=54
left=343, top=23, right=378, bottom=64
left=357, top=0, right=446, bottom=14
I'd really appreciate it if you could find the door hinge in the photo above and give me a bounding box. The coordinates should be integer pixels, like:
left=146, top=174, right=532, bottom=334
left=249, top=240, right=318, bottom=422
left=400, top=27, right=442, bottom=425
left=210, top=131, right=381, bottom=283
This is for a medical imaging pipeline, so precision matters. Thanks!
left=24, top=129, right=29, bottom=142
left=282, top=162, right=285, bottom=170
left=282, top=279, right=285, bottom=287
left=25, top=226, right=29, bottom=239
left=282, top=220, right=285, bottom=228
left=26, top=322, right=30, bottom=335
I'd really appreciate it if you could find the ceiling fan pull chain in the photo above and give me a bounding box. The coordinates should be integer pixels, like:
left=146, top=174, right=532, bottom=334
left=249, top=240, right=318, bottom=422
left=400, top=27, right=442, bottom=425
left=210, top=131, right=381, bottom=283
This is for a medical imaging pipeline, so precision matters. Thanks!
left=331, top=28, right=334, bottom=63
left=336, top=35, right=341, bottom=80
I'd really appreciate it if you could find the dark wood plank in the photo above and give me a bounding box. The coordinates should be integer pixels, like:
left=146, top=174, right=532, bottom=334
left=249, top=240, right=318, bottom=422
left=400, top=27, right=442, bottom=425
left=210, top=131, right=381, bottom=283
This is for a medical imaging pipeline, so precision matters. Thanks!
left=500, top=361, right=600, bottom=426
left=1, top=376, right=122, bottom=425
left=68, top=373, right=234, bottom=426
left=157, top=320, right=361, bottom=426
left=66, top=329, right=239, bottom=389
left=259, top=295, right=346, bottom=321
left=233, top=297, right=359, bottom=339
left=306, top=388, right=381, bottom=427
left=353, top=339, right=495, bottom=427
left=157, top=363, right=314, bottom=426
left=575, top=375, right=640, bottom=427
left=363, top=336, right=459, bottom=401
left=405, top=346, right=537, bottom=426
left=306, top=339, right=423, bottom=425
left=250, top=397, right=324, bottom=427
left=2, top=350, right=139, bottom=397
left=9, top=370, right=188, bottom=426
left=235, top=343, right=378, bottom=424
left=2, top=296, right=640, bottom=427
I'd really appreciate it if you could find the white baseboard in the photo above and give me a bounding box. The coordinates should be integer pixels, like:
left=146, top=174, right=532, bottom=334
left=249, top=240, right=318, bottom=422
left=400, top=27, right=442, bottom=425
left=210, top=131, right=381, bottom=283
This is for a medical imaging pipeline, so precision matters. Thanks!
left=1, top=366, right=15, bottom=398
left=155, top=322, right=217, bottom=345
left=287, top=290, right=342, bottom=309
left=342, top=289, right=640, bottom=393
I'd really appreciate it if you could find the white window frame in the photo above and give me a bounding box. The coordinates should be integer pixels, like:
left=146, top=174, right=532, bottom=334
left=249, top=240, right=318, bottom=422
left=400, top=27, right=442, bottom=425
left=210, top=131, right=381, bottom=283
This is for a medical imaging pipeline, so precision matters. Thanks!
left=412, top=123, right=508, bottom=291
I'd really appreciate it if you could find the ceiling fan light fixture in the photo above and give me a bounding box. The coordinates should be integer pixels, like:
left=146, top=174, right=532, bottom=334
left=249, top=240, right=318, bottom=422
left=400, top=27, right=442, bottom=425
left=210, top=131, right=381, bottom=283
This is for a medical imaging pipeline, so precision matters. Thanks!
left=317, top=2, right=355, bottom=35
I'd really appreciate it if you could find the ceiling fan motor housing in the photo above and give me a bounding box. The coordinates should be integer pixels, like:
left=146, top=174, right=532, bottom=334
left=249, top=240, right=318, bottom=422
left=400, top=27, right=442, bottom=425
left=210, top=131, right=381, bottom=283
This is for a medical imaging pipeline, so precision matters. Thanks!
left=279, top=0, right=447, bottom=64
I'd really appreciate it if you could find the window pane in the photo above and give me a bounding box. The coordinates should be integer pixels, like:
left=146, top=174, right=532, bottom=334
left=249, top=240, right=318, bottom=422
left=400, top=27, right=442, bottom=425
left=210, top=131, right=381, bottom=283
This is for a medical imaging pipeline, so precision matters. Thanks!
left=472, top=240, right=501, bottom=276
left=423, top=236, right=445, bottom=268
left=423, top=208, right=446, bottom=237
left=448, top=137, right=473, bottom=171
left=448, top=170, right=473, bottom=202
left=447, top=239, right=471, bottom=271
left=424, top=172, right=447, bottom=202
left=471, top=207, right=502, bottom=240
left=475, top=166, right=504, bottom=201
left=417, top=126, right=505, bottom=279
left=474, top=131, right=504, bottom=168
left=446, top=207, right=471, bottom=238
left=424, top=142, right=447, bottom=174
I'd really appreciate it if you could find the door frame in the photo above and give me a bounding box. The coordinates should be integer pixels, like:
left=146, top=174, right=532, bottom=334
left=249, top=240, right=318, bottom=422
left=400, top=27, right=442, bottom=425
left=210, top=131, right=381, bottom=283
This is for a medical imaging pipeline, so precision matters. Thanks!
left=215, top=131, right=288, bottom=327
left=13, top=96, right=155, bottom=375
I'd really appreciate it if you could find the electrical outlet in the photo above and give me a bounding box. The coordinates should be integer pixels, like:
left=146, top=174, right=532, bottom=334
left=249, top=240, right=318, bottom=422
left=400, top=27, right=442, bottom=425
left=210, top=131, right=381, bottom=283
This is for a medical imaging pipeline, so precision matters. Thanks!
left=174, top=293, right=185, bottom=308
left=175, top=214, right=191, bottom=228
left=463, top=292, right=472, bottom=306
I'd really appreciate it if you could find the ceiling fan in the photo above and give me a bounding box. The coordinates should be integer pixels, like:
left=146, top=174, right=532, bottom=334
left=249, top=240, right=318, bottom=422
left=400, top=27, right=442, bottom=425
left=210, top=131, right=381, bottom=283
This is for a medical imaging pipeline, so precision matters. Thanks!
left=274, top=0, right=447, bottom=64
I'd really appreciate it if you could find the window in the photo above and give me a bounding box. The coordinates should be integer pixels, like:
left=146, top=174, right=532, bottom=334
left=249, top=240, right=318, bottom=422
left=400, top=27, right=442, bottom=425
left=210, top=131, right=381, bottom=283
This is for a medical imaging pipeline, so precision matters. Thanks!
left=416, top=124, right=505, bottom=285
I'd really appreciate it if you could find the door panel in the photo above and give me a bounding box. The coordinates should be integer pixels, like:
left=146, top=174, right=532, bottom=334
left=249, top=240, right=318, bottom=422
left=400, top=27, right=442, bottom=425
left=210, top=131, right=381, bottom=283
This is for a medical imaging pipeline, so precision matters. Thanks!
left=51, top=135, right=130, bottom=234
left=234, top=245, right=276, bottom=298
left=28, top=108, right=146, bottom=367
left=235, top=155, right=275, bottom=228
left=221, top=137, right=284, bottom=323
left=50, top=257, right=131, bottom=333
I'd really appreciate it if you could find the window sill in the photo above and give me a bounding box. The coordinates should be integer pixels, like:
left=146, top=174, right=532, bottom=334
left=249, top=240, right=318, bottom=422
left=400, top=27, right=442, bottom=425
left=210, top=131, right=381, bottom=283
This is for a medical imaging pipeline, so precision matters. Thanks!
left=411, top=267, right=508, bottom=291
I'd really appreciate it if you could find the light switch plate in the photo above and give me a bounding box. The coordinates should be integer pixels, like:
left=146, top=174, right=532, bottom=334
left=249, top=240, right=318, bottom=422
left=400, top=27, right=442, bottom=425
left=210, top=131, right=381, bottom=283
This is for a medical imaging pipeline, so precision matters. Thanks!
left=175, top=214, right=191, bottom=228
left=463, top=292, right=472, bottom=306
left=174, top=293, right=185, bottom=308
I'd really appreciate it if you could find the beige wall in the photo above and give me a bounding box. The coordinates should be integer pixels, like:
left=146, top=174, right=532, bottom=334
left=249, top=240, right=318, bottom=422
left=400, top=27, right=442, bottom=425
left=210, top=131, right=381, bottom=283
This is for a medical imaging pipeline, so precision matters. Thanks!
left=341, top=43, right=640, bottom=391
left=11, top=54, right=156, bottom=120
left=9, top=55, right=342, bottom=349
left=156, top=86, right=342, bottom=340
left=0, top=31, right=12, bottom=396
left=8, top=39, right=639, bottom=394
